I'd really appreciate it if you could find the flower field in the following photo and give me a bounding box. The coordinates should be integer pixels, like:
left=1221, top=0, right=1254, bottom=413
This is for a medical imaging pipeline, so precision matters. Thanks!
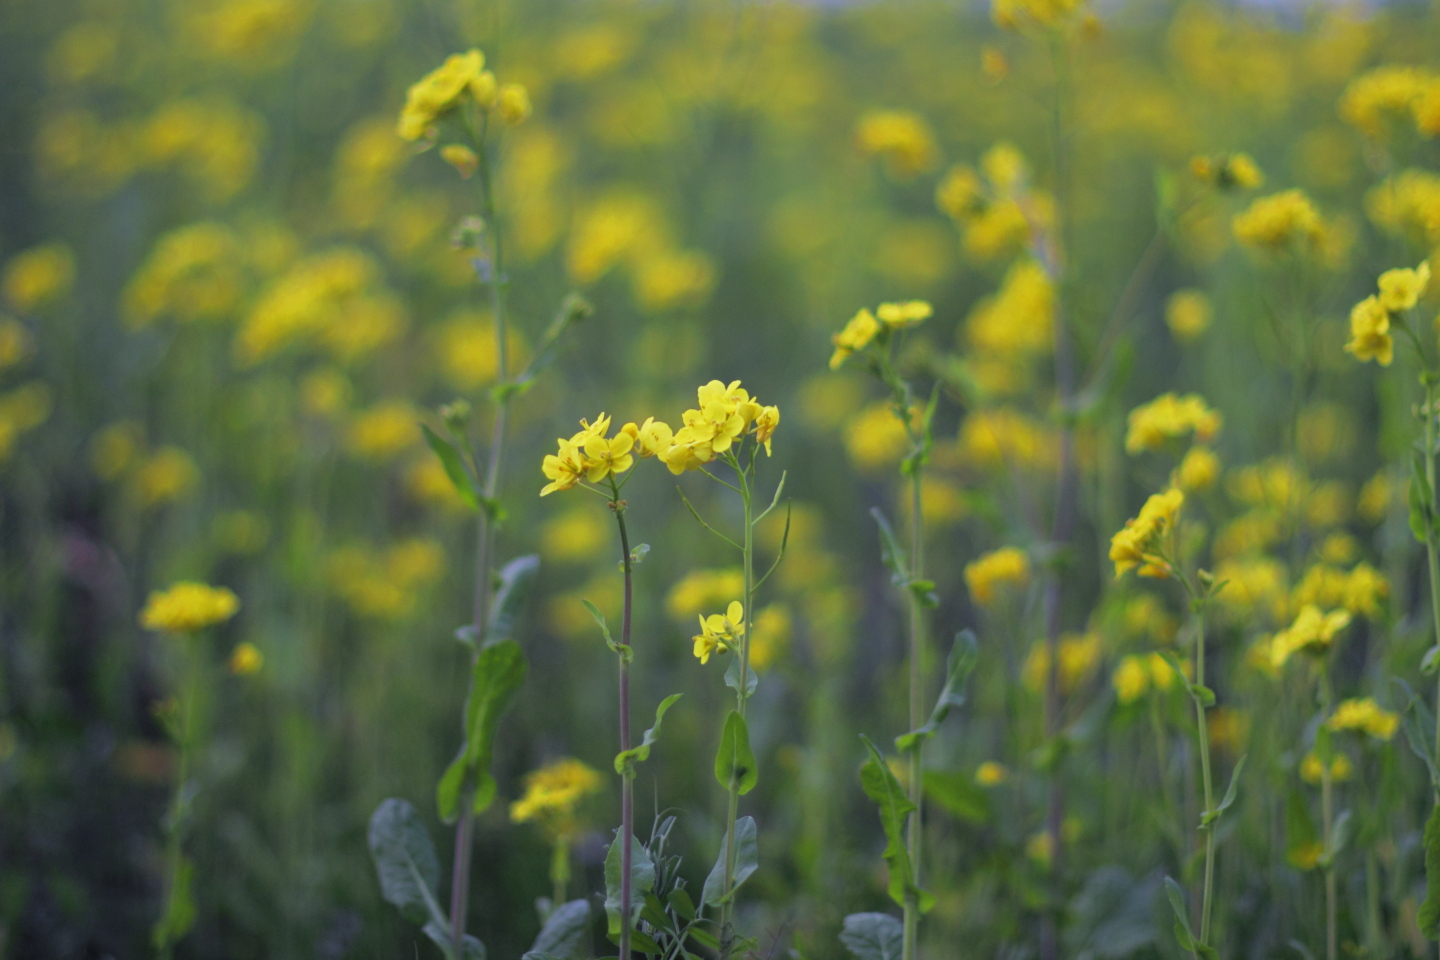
left=6, top=0, right=1440, bottom=958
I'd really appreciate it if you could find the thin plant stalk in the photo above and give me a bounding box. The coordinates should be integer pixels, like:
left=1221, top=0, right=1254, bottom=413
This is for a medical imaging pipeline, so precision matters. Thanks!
left=1423, top=377, right=1440, bottom=800
left=719, top=456, right=755, bottom=948
left=902, top=462, right=925, bottom=960
left=156, top=639, right=201, bottom=960
left=610, top=491, right=637, bottom=960
left=1192, top=604, right=1216, bottom=949
left=1320, top=665, right=1337, bottom=960
left=450, top=110, right=514, bottom=959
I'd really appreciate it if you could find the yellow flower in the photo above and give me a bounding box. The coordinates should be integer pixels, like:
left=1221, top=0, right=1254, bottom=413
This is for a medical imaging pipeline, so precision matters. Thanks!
left=1358, top=470, right=1391, bottom=523
left=1344, top=295, right=1392, bottom=366
left=964, top=547, right=1030, bottom=608
left=1175, top=446, right=1220, bottom=493
left=1112, top=656, right=1150, bottom=705
left=1165, top=290, right=1211, bottom=343
left=1125, top=393, right=1222, bottom=454
left=854, top=110, right=937, bottom=179
left=635, top=418, right=674, bottom=459
left=1340, top=65, right=1433, bottom=138
left=1377, top=262, right=1430, bottom=312
left=228, top=642, right=263, bottom=676
left=0, top=315, right=33, bottom=371
left=1023, top=632, right=1100, bottom=692
left=131, top=447, right=198, bottom=507
left=992, top=0, right=1085, bottom=30
left=975, top=761, right=1009, bottom=786
left=1328, top=697, right=1399, bottom=741
left=876, top=300, right=932, bottom=328
left=397, top=48, right=486, bottom=141
left=748, top=604, right=791, bottom=672
left=139, top=582, right=240, bottom=633
left=1232, top=189, right=1323, bottom=251
left=3, top=243, right=75, bottom=312
left=1191, top=154, right=1263, bottom=191
left=666, top=569, right=745, bottom=620
left=829, top=307, right=881, bottom=369
left=1110, top=488, right=1184, bottom=579
left=661, top=380, right=765, bottom=474
left=964, top=260, right=1054, bottom=359
left=440, top=144, right=478, bottom=178
left=583, top=425, right=635, bottom=483
left=1269, top=605, right=1351, bottom=669
left=540, top=436, right=586, bottom=497
left=753, top=406, right=780, bottom=455
left=693, top=601, right=744, bottom=665
left=509, top=757, right=603, bottom=835
left=496, top=84, right=532, bottom=125
left=347, top=401, right=418, bottom=460
left=1300, top=751, right=1352, bottom=785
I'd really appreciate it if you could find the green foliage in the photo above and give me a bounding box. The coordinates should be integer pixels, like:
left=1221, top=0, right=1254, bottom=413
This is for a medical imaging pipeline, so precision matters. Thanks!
left=839, top=912, right=904, bottom=960
left=615, top=693, right=682, bottom=776
left=714, top=710, right=758, bottom=796
left=437, top=639, right=528, bottom=823
left=897, top=630, right=978, bottom=752
left=858, top=735, right=932, bottom=912
left=151, top=856, right=196, bottom=952
left=1164, top=877, right=1216, bottom=960
left=701, top=816, right=758, bottom=906
left=422, top=424, right=480, bottom=512
left=527, top=899, right=590, bottom=959
left=603, top=832, right=655, bottom=940
left=1421, top=804, right=1440, bottom=940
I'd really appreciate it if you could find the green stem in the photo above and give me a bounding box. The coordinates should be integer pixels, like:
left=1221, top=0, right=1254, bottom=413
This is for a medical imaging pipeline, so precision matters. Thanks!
left=1193, top=603, right=1216, bottom=951
left=156, top=638, right=201, bottom=960
left=1424, top=379, right=1440, bottom=804
left=1320, top=666, right=1336, bottom=960
left=550, top=836, right=570, bottom=911
left=720, top=468, right=755, bottom=951
left=614, top=498, right=636, bottom=960
left=902, top=461, right=925, bottom=960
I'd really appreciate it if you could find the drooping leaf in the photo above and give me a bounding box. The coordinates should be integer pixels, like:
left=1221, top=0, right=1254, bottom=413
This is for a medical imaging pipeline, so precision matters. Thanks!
left=701, top=816, right=759, bottom=906
left=1412, top=451, right=1435, bottom=546
left=1420, top=803, right=1440, bottom=939
left=422, top=424, right=480, bottom=512
left=897, top=631, right=978, bottom=752
left=582, top=599, right=630, bottom=659
left=1163, top=876, right=1216, bottom=959
left=438, top=641, right=526, bottom=822
left=151, top=855, right=197, bottom=950
left=615, top=694, right=683, bottom=776
left=603, top=832, right=655, bottom=939
left=529, top=899, right=590, bottom=959
left=724, top=654, right=758, bottom=700
left=368, top=798, right=446, bottom=930
left=858, top=735, right=932, bottom=912
left=870, top=508, right=910, bottom=586
left=487, top=555, right=540, bottom=646
left=838, top=912, right=904, bottom=960
left=714, top=710, right=758, bottom=796
left=923, top=769, right=991, bottom=824
left=1201, top=754, right=1247, bottom=828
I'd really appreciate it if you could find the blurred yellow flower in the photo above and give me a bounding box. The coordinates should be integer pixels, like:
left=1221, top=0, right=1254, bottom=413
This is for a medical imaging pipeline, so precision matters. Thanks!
left=964, top=547, right=1030, bottom=608
left=1344, top=296, right=1392, bottom=366
left=749, top=604, right=791, bottom=672
left=540, top=508, right=608, bottom=563
left=0, top=315, right=33, bottom=371
left=91, top=421, right=144, bottom=481
left=1110, top=488, right=1183, bottom=579
left=1164, top=290, right=1211, bottom=343
left=1175, top=446, right=1220, bottom=493
left=1270, top=605, right=1351, bottom=669
left=510, top=757, right=602, bottom=835
left=0, top=383, right=52, bottom=464
left=131, top=447, right=198, bottom=507
left=1232, top=190, right=1323, bottom=251
left=1340, top=65, right=1434, bottom=138
left=347, top=401, right=418, bottom=461
left=854, top=110, right=937, bottom=179
left=1125, top=393, right=1221, bottom=454
left=830, top=308, right=881, bottom=370
left=667, top=569, right=745, bottom=621
left=3, top=243, right=75, bottom=313
left=1023, top=632, right=1100, bottom=692
left=1300, top=751, right=1352, bottom=785
left=496, top=84, right=533, bottom=126
left=140, top=582, right=240, bottom=633
left=844, top=402, right=912, bottom=473
left=1377, top=262, right=1430, bottom=313
left=228, top=642, right=264, bottom=676
left=1328, top=698, right=1398, bottom=741
left=976, top=761, right=1009, bottom=786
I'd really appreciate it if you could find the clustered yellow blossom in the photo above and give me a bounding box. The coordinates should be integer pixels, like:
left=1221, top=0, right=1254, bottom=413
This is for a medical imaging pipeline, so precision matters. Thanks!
left=1300, top=752, right=1352, bottom=786
left=509, top=757, right=603, bottom=836
left=326, top=539, right=444, bottom=621
left=936, top=143, right=1054, bottom=263
left=2, top=243, right=75, bottom=313
left=1110, top=488, right=1184, bottom=579
left=1339, top=65, right=1437, bottom=138
left=829, top=301, right=932, bottom=369
left=1124, top=393, right=1222, bottom=455
left=748, top=604, right=791, bottom=672
left=1189, top=153, right=1263, bottom=191
left=1023, top=632, right=1101, bottom=692
left=1327, top=697, right=1399, bottom=741
left=139, top=582, right=241, bottom=633
left=396, top=49, right=530, bottom=142
left=1112, top=653, right=1184, bottom=706
left=854, top=110, right=937, bottom=180
left=992, top=0, right=1086, bottom=30
left=693, top=601, right=744, bottom=665
left=228, top=642, right=263, bottom=676
left=1174, top=446, right=1220, bottom=493
left=1164, top=290, right=1211, bottom=343
left=964, top=546, right=1031, bottom=608
left=1232, top=190, right=1324, bottom=251
left=1291, top=562, right=1388, bottom=619
left=1366, top=171, right=1440, bottom=247
left=963, top=260, right=1054, bottom=366
left=1268, top=604, right=1351, bottom=669
left=1345, top=262, right=1430, bottom=367
left=667, top=568, right=746, bottom=620
left=957, top=407, right=1058, bottom=472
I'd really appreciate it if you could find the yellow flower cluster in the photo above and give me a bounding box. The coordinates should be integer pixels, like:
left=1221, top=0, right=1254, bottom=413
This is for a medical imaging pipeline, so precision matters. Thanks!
left=1213, top=557, right=1288, bottom=622
left=397, top=49, right=530, bottom=142
left=1110, top=488, right=1184, bottom=579
left=0, top=383, right=52, bottom=464
left=937, top=144, right=1053, bottom=263
left=666, top=568, right=746, bottom=620
left=854, top=110, right=937, bottom=180
left=747, top=604, right=791, bottom=672
left=829, top=300, right=933, bottom=369
left=957, top=407, right=1058, bottom=472
left=693, top=601, right=744, bottom=665
left=1164, top=290, right=1212, bottom=343
left=2, top=243, right=75, bottom=313
left=1232, top=189, right=1324, bottom=251
left=1345, top=262, right=1430, bottom=367
left=1366, top=171, right=1440, bottom=247
left=964, top=546, right=1031, bottom=608
left=1268, top=604, right=1351, bottom=669
left=1022, top=632, right=1100, bottom=692
left=326, top=539, right=444, bottom=621
left=139, top=582, right=240, bottom=633
left=1189, top=153, right=1263, bottom=191
left=122, top=223, right=244, bottom=328
left=509, top=757, right=603, bottom=834
left=1124, top=393, right=1221, bottom=455
left=1174, top=446, right=1220, bottom=493
left=991, top=0, right=1086, bottom=30
left=1327, top=697, right=1399, bottom=741
left=1112, top=653, right=1183, bottom=706
left=1339, top=65, right=1438, bottom=138
left=1291, top=562, right=1388, bottom=619
left=963, top=259, right=1054, bottom=365
left=1300, top=752, right=1352, bottom=786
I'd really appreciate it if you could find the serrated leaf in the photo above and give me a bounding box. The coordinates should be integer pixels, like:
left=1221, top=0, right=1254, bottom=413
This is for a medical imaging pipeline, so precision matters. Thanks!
left=838, top=912, right=903, bottom=960
left=724, top=654, right=758, bottom=699
left=615, top=694, right=682, bottom=776
left=1423, top=804, right=1440, bottom=938
left=1201, top=754, right=1247, bottom=828
left=701, top=816, right=758, bottom=906
left=423, top=424, right=480, bottom=512
left=488, top=555, right=540, bottom=646
left=603, top=832, right=655, bottom=939
left=871, top=508, right=910, bottom=586
left=368, top=799, right=446, bottom=930
left=859, top=736, right=933, bottom=912
left=715, top=710, right=758, bottom=795
left=529, top=899, right=589, bottom=959
left=439, top=641, right=526, bottom=822
left=897, top=631, right=978, bottom=752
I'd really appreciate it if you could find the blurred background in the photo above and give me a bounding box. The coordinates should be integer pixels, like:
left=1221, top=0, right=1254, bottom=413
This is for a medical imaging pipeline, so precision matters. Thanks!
left=3, top=0, right=1440, bottom=957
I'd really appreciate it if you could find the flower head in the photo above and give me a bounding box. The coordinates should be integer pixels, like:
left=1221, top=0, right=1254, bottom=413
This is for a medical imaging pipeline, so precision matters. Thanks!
left=830, top=308, right=881, bottom=369
left=509, top=757, right=603, bottom=838
left=693, top=601, right=744, bottom=665
left=1377, top=261, right=1430, bottom=313
left=1110, top=488, right=1184, bottom=579
left=540, top=436, right=586, bottom=496
left=228, top=641, right=263, bottom=675
left=964, top=546, right=1030, bottom=607
left=660, top=381, right=771, bottom=473
left=1327, top=697, right=1399, bottom=741
left=397, top=49, right=486, bottom=141
left=1344, top=295, right=1392, bottom=366
left=876, top=300, right=933, bottom=328
left=1125, top=393, right=1222, bottom=454
left=140, top=581, right=240, bottom=633
left=1269, top=604, right=1351, bottom=669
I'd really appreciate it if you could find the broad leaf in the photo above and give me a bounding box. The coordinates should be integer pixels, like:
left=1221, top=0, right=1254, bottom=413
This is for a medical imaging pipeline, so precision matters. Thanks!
left=423, top=922, right=486, bottom=960
left=923, top=769, right=991, bottom=824
left=439, top=641, right=527, bottom=823
left=897, top=631, right=978, bottom=752
left=859, top=735, right=932, bottom=912
left=701, top=816, right=759, bottom=906
left=529, top=899, right=590, bottom=959
left=423, top=424, right=480, bottom=512
left=839, top=912, right=903, bottom=960
left=603, top=832, right=655, bottom=939
left=368, top=798, right=446, bottom=930
left=724, top=655, right=758, bottom=699
left=1163, top=876, right=1216, bottom=959
left=714, top=710, right=758, bottom=795
left=615, top=693, right=683, bottom=776
left=487, top=555, right=540, bottom=645
left=1421, top=803, right=1440, bottom=939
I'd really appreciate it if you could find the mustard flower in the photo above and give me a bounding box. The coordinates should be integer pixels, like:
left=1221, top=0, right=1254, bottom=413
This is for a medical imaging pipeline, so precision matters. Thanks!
left=397, top=49, right=487, bottom=141
left=854, top=110, right=937, bottom=179
left=660, top=380, right=773, bottom=474
left=496, top=84, right=532, bottom=125
left=440, top=144, right=478, bottom=178
left=693, top=601, right=744, bottom=665
left=1343, top=295, right=1392, bottom=366
left=1327, top=697, right=1399, bottom=741
left=1164, top=290, right=1211, bottom=343
left=636, top=417, right=674, bottom=458
left=975, top=761, right=1009, bottom=786
left=876, top=300, right=932, bottom=328
left=1232, top=190, right=1323, bottom=251
left=1110, top=488, right=1184, bottom=579
left=1269, top=604, right=1351, bottom=669
left=1124, top=393, right=1222, bottom=454
left=1300, top=752, right=1352, bottom=785
left=540, top=436, right=586, bottom=496
left=583, top=423, right=635, bottom=483
left=1377, top=261, right=1430, bottom=312
left=510, top=757, right=603, bottom=836
left=140, top=582, right=240, bottom=633
left=829, top=307, right=880, bottom=369
left=1175, top=446, right=1220, bottom=493
left=964, top=546, right=1030, bottom=607
left=754, top=405, right=780, bottom=455
left=228, top=642, right=263, bottom=676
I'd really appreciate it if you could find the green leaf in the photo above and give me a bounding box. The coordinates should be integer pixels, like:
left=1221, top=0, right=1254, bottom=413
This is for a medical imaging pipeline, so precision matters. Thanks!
left=724, top=655, right=758, bottom=700
left=583, top=599, right=630, bottom=660
left=423, top=424, right=480, bottom=512
left=859, top=736, right=932, bottom=912
left=615, top=693, right=683, bottom=776
left=529, top=899, right=589, bottom=959
left=438, top=640, right=526, bottom=822
left=897, top=631, right=978, bottom=752
left=1320, top=809, right=1353, bottom=869
left=1395, top=678, right=1440, bottom=794
left=838, top=912, right=903, bottom=960
left=603, top=833, right=655, bottom=939
left=1413, top=451, right=1435, bottom=545
left=1285, top=789, right=1320, bottom=871
left=922, top=769, right=991, bottom=824
left=907, top=579, right=939, bottom=608
left=870, top=508, right=910, bottom=586
left=715, top=710, right=758, bottom=795
left=687, top=925, right=721, bottom=950
left=701, top=816, right=759, bottom=906
left=1422, top=804, right=1440, bottom=939
left=368, top=798, right=447, bottom=930
left=151, top=855, right=197, bottom=951
left=1163, top=877, right=1215, bottom=958
left=488, top=555, right=540, bottom=646
left=1201, top=754, right=1247, bottom=828
left=667, top=888, right=696, bottom=921
left=424, top=923, right=486, bottom=960
left=1423, top=645, right=1440, bottom=676
left=628, top=928, right=664, bottom=955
